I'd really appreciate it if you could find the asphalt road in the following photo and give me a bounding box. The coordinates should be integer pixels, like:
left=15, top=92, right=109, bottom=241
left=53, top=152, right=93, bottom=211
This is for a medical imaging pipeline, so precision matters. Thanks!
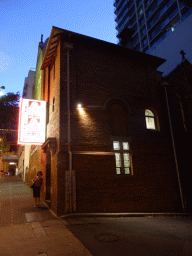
left=63, top=216, right=192, bottom=256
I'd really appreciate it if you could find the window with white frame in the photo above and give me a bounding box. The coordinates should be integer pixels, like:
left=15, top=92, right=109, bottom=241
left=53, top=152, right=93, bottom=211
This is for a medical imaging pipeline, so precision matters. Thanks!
left=145, top=109, right=156, bottom=130
left=113, top=141, right=132, bottom=175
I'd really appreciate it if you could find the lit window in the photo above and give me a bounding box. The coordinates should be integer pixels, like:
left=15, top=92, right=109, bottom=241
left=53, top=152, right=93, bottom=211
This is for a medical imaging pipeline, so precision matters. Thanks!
left=123, top=153, right=131, bottom=174
left=123, top=142, right=129, bottom=150
left=113, top=141, right=120, bottom=150
left=115, top=153, right=121, bottom=174
left=113, top=141, right=132, bottom=175
left=145, top=109, right=156, bottom=130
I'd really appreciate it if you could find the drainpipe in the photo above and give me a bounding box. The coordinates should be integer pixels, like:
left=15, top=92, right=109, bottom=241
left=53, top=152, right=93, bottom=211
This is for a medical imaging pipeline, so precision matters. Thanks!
left=162, top=81, right=185, bottom=212
left=64, top=42, right=73, bottom=213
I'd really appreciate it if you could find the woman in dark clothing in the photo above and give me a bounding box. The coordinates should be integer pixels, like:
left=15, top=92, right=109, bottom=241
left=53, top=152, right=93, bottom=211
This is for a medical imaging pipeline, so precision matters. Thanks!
left=32, top=171, right=43, bottom=207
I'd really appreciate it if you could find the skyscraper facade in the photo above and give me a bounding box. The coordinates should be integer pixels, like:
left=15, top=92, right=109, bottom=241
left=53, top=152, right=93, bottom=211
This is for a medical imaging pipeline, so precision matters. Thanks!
left=114, top=0, right=192, bottom=53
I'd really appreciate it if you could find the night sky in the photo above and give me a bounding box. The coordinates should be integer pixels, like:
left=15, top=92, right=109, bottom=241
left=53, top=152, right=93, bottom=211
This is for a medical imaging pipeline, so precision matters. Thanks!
left=1, top=0, right=117, bottom=96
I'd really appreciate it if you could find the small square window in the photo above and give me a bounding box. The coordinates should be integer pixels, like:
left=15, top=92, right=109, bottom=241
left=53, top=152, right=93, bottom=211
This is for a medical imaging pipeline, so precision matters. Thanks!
left=125, top=168, right=131, bottom=174
left=116, top=168, right=121, bottom=175
left=122, top=142, right=129, bottom=150
left=113, top=141, right=120, bottom=150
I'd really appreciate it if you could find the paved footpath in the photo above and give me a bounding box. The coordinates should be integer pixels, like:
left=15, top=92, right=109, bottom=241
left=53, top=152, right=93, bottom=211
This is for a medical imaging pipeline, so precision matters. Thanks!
left=0, top=175, right=92, bottom=256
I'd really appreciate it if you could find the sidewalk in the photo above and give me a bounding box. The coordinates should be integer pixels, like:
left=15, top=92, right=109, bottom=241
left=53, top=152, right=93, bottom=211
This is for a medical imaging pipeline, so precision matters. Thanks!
left=0, top=175, right=92, bottom=256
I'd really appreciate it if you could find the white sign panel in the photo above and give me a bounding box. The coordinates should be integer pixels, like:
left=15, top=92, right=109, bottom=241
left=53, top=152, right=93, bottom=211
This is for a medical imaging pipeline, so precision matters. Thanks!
left=18, top=98, right=46, bottom=145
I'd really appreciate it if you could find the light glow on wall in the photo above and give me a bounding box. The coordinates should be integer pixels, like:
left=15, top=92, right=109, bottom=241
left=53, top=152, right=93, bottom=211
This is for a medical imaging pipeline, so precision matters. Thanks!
left=18, top=98, right=46, bottom=145
left=77, top=104, right=85, bottom=115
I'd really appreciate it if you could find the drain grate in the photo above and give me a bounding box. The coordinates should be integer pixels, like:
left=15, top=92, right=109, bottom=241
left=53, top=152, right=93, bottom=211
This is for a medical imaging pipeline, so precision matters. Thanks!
left=95, top=233, right=118, bottom=242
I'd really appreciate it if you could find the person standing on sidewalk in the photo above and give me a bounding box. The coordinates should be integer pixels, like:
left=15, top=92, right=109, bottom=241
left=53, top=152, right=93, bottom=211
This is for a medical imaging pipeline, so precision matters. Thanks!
left=32, top=171, right=43, bottom=207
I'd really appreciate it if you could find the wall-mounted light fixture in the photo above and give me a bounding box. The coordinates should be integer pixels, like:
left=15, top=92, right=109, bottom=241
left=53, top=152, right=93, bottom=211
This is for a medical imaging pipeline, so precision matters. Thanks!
left=77, top=104, right=82, bottom=109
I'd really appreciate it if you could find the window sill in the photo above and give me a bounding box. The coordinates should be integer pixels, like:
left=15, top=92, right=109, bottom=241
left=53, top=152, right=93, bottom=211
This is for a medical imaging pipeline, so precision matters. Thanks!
left=146, top=128, right=160, bottom=132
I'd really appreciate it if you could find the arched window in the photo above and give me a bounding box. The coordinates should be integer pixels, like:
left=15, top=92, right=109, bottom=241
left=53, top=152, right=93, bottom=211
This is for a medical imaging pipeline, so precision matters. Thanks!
left=145, top=109, right=156, bottom=130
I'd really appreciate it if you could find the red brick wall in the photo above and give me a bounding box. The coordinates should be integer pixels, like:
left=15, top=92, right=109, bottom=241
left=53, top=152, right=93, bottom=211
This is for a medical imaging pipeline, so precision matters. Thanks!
left=26, top=146, right=41, bottom=187
left=40, top=34, right=181, bottom=215
left=73, top=153, right=180, bottom=213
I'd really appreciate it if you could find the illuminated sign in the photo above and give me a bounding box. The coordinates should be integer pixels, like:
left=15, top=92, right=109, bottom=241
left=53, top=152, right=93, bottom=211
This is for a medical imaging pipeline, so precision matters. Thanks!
left=18, top=98, right=46, bottom=145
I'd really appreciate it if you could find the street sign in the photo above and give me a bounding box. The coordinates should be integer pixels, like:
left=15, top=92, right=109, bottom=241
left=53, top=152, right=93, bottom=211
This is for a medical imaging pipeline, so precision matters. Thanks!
left=18, top=98, right=46, bottom=145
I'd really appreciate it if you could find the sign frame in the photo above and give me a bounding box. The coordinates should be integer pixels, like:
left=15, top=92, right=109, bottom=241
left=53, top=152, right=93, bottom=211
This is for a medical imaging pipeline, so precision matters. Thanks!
left=18, top=98, right=46, bottom=145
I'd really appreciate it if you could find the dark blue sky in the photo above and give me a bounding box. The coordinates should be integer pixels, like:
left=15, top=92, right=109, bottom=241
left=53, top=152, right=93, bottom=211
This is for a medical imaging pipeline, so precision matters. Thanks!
left=1, top=0, right=117, bottom=96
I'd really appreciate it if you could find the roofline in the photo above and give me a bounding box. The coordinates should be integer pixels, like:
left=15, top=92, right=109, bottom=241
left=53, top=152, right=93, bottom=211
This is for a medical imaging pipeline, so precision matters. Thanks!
left=165, top=59, right=191, bottom=77
left=41, top=26, right=166, bottom=70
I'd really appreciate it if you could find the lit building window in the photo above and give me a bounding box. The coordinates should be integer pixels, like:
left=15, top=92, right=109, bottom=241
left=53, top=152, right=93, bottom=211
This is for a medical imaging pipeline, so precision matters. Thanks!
left=122, top=142, right=129, bottom=150
left=113, top=141, right=120, bottom=150
left=145, top=109, right=156, bottom=130
left=115, top=153, right=121, bottom=174
left=113, top=141, right=132, bottom=175
left=123, top=153, right=131, bottom=174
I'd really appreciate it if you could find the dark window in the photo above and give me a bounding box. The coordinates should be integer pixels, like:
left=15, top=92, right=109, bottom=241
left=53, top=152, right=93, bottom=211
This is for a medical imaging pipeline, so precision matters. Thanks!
left=143, top=38, right=148, bottom=45
left=110, top=103, right=129, bottom=136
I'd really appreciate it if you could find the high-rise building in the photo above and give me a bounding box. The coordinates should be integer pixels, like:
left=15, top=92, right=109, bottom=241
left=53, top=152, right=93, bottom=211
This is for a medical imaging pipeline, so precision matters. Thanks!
left=114, top=0, right=192, bottom=53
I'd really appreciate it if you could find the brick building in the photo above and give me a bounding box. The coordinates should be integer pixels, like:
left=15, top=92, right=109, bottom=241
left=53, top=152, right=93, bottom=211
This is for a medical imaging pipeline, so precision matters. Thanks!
left=27, top=26, right=182, bottom=216
left=24, top=36, right=48, bottom=186
left=165, top=59, right=192, bottom=212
